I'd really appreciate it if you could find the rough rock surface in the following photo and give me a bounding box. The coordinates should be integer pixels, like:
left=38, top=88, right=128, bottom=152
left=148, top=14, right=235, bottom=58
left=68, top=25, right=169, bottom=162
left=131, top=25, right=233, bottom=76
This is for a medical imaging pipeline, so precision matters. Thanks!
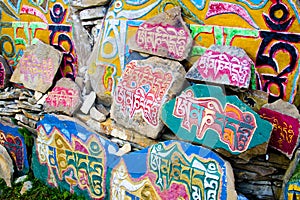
left=10, top=40, right=62, bottom=93
left=129, top=7, right=193, bottom=61
left=0, top=145, right=14, bottom=187
left=44, top=78, right=82, bottom=116
left=111, top=56, right=189, bottom=139
left=0, top=56, right=13, bottom=89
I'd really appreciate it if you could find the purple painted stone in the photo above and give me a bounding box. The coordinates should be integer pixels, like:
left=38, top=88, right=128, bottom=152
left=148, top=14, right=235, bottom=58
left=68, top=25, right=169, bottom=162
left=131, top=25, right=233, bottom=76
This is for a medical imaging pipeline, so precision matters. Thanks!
left=186, top=45, right=253, bottom=89
left=0, top=56, right=13, bottom=89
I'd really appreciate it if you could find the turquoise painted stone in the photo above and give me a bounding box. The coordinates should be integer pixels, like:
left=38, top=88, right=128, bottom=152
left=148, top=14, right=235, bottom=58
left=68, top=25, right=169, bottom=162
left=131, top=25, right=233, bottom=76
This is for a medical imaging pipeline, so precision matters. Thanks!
left=0, top=121, right=29, bottom=175
left=107, top=140, right=237, bottom=200
left=32, top=114, right=119, bottom=199
left=161, top=84, right=273, bottom=157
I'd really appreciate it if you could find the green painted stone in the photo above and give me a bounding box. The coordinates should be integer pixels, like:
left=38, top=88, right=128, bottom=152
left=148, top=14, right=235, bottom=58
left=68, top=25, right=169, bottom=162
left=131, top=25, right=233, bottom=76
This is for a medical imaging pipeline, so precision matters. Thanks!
left=161, top=84, right=273, bottom=157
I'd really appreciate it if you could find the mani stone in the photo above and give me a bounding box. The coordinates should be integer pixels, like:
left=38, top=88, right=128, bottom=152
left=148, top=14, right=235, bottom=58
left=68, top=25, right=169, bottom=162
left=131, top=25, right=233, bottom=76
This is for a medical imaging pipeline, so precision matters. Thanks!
left=0, top=145, right=14, bottom=187
left=161, top=84, right=273, bottom=160
left=10, top=40, right=62, bottom=93
left=186, top=45, right=253, bottom=89
left=44, top=78, right=82, bottom=116
left=128, top=6, right=193, bottom=61
left=107, top=140, right=237, bottom=200
left=32, top=114, right=120, bottom=200
left=0, top=55, right=13, bottom=89
left=238, top=90, right=268, bottom=112
left=258, top=99, right=300, bottom=159
left=0, top=121, right=29, bottom=175
left=111, top=57, right=189, bottom=139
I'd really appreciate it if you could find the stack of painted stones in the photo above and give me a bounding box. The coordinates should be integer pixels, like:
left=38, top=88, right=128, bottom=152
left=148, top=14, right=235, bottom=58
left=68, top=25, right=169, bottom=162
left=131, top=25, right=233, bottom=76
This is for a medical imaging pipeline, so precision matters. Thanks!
left=0, top=0, right=300, bottom=200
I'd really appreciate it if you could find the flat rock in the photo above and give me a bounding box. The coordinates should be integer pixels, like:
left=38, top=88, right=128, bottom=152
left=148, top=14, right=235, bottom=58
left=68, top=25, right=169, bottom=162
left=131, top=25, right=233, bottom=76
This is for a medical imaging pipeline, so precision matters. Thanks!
left=32, top=114, right=119, bottom=199
left=186, top=45, right=253, bottom=89
left=161, top=84, right=273, bottom=160
left=44, top=78, right=82, bottom=116
left=0, top=121, right=30, bottom=175
left=0, top=56, right=13, bottom=89
left=111, top=57, right=189, bottom=139
left=90, top=106, right=106, bottom=122
left=22, top=110, right=40, bottom=121
left=258, top=100, right=300, bottom=159
left=107, top=140, right=237, bottom=200
left=0, top=145, right=14, bottom=187
left=10, top=40, right=62, bottom=93
left=80, top=91, right=96, bottom=114
left=128, top=7, right=193, bottom=61
left=0, top=89, right=21, bottom=100
left=79, top=6, right=107, bottom=20
left=71, top=0, right=110, bottom=8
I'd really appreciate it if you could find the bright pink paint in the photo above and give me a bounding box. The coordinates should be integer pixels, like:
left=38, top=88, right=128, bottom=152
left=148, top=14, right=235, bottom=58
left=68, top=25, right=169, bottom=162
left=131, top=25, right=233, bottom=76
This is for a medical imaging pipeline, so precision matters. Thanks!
left=197, top=50, right=252, bottom=88
left=46, top=86, right=79, bottom=108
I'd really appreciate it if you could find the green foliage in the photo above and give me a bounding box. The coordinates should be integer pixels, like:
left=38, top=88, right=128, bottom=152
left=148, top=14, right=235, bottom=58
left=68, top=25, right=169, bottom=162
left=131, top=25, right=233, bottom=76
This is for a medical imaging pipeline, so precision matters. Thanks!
left=18, top=127, right=34, bottom=148
left=0, top=172, right=86, bottom=200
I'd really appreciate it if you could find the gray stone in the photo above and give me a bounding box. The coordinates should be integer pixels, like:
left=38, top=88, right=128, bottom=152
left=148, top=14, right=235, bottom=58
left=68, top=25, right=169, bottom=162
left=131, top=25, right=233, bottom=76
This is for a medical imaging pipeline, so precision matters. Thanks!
left=0, top=89, right=21, bottom=100
left=90, top=106, right=106, bottom=122
left=0, top=56, right=13, bottom=89
left=95, top=103, right=110, bottom=116
left=111, top=57, right=189, bottom=139
left=71, top=0, right=110, bottom=8
left=0, top=145, right=14, bottom=187
left=75, top=76, right=84, bottom=91
left=20, top=181, right=32, bottom=195
left=16, top=100, right=42, bottom=112
left=79, top=6, right=106, bottom=20
left=80, top=91, right=96, bottom=114
left=10, top=40, right=62, bottom=93
left=22, top=110, right=40, bottom=121
left=128, top=7, right=193, bottom=61
left=44, top=78, right=82, bottom=116
left=15, top=114, right=29, bottom=125
left=186, top=44, right=253, bottom=89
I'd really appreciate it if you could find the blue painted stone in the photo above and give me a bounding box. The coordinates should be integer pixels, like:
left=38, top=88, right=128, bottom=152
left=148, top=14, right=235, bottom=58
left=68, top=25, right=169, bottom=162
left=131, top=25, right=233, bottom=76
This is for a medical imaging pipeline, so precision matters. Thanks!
left=107, top=140, right=237, bottom=200
left=0, top=121, right=29, bottom=175
left=32, top=114, right=119, bottom=200
left=161, top=84, right=273, bottom=157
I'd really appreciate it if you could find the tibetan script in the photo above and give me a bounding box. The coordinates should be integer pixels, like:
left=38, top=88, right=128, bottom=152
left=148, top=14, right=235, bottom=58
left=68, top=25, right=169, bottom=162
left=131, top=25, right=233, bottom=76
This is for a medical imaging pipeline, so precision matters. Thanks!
left=46, top=87, right=79, bottom=108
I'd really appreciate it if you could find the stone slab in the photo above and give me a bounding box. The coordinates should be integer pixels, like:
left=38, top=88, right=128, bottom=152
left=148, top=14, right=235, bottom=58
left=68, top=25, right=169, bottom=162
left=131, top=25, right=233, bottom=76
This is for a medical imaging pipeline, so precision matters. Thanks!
left=0, top=145, right=14, bottom=187
left=0, top=56, right=13, bottom=89
left=258, top=100, right=300, bottom=159
left=79, top=6, right=107, bottom=20
left=32, top=114, right=120, bottom=199
left=44, top=78, right=82, bottom=116
left=107, top=140, right=237, bottom=200
left=238, top=90, right=268, bottom=112
left=186, top=45, right=253, bottom=89
left=0, top=121, right=29, bottom=175
left=10, top=40, right=62, bottom=93
left=128, top=7, right=192, bottom=61
left=161, top=84, right=273, bottom=159
left=111, top=57, right=189, bottom=139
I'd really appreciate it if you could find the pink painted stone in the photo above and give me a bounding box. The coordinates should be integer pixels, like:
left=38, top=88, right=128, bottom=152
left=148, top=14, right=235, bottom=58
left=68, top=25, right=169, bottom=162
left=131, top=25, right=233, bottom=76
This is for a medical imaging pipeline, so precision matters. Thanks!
left=186, top=44, right=253, bottom=89
left=128, top=7, right=193, bottom=61
left=0, top=56, right=13, bottom=89
left=44, top=78, right=82, bottom=116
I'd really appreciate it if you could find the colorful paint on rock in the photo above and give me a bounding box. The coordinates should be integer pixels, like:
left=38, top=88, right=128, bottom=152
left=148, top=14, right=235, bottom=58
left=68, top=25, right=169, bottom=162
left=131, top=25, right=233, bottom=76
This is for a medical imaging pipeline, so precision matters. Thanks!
left=0, top=0, right=77, bottom=79
left=32, top=114, right=119, bottom=199
left=107, top=140, right=237, bottom=200
left=90, top=0, right=300, bottom=104
left=284, top=160, right=300, bottom=200
left=259, top=108, right=300, bottom=159
left=0, top=122, right=29, bottom=175
left=161, top=84, right=273, bottom=156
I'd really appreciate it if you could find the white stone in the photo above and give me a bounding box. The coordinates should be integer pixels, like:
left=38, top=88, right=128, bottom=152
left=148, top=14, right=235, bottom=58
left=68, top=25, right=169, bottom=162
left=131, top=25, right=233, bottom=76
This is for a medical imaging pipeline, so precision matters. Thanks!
left=114, top=143, right=131, bottom=157
left=37, top=94, right=48, bottom=105
left=34, top=91, right=43, bottom=101
left=0, top=145, right=14, bottom=187
left=79, top=7, right=106, bottom=20
left=90, top=106, right=106, bottom=122
left=15, top=175, right=28, bottom=184
left=80, top=91, right=96, bottom=114
left=20, top=181, right=32, bottom=195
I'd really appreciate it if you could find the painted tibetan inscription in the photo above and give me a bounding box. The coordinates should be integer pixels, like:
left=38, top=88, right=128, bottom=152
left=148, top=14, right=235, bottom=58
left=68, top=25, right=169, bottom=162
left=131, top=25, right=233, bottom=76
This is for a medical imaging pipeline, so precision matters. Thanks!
left=46, top=87, right=79, bottom=108
left=32, top=114, right=119, bottom=199
left=0, top=123, right=29, bottom=175
left=161, top=84, right=272, bottom=156
left=108, top=141, right=237, bottom=200
left=114, top=60, right=173, bottom=127
left=259, top=108, right=300, bottom=159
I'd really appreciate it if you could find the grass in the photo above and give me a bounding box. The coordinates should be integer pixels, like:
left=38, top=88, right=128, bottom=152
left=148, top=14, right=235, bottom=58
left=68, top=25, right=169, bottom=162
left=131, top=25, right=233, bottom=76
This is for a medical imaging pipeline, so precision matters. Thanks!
left=0, top=172, right=86, bottom=200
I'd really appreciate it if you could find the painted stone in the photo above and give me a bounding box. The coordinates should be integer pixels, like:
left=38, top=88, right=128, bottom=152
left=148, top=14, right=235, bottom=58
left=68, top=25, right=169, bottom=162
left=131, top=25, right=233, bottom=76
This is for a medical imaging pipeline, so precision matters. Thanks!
left=128, top=7, right=193, bottom=61
left=0, top=145, right=14, bottom=187
left=0, top=56, right=13, bottom=89
left=107, top=140, right=237, bottom=200
left=71, top=0, right=111, bottom=8
left=10, top=40, right=62, bottom=93
left=1, top=0, right=76, bottom=79
left=258, top=100, right=300, bottom=159
left=186, top=45, right=253, bottom=88
left=44, top=78, right=82, bottom=116
left=0, top=121, right=29, bottom=175
left=111, top=57, right=189, bottom=139
left=161, top=84, right=273, bottom=158
left=32, top=114, right=119, bottom=199
left=238, top=90, right=268, bottom=112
